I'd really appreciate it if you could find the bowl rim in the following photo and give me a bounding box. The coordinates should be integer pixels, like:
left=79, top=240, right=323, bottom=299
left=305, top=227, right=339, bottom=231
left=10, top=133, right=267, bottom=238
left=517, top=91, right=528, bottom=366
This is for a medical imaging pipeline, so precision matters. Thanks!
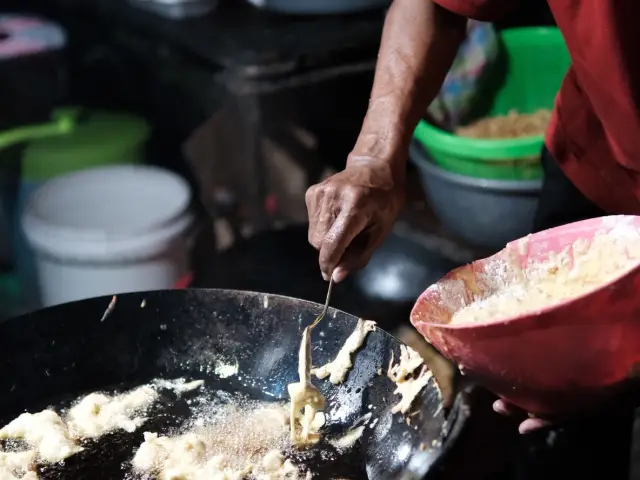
left=409, top=141, right=543, bottom=192
left=414, top=215, right=640, bottom=331
left=415, top=119, right=545, bottom=160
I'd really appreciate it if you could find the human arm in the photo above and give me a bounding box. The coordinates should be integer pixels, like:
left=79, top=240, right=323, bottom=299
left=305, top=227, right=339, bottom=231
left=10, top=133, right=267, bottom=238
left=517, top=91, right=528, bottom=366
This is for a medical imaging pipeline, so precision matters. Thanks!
left=306, top=0, right=468, bottom=281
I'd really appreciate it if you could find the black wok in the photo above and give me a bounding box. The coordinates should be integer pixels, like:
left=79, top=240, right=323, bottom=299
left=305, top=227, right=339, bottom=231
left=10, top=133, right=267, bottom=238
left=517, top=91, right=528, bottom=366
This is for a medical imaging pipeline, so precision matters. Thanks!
left=0, top=289, right=472, bottom=479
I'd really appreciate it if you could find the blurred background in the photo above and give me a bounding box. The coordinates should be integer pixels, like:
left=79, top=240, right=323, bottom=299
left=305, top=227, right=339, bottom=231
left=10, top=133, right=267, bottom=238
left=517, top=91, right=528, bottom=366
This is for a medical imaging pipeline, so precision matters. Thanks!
left=0, top=0, right=558, bottom=329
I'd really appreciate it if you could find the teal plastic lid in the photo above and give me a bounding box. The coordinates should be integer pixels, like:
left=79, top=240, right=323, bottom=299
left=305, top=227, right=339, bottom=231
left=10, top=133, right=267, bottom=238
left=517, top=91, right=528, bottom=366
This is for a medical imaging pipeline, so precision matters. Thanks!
left=22, top=108, right=150, bottom=181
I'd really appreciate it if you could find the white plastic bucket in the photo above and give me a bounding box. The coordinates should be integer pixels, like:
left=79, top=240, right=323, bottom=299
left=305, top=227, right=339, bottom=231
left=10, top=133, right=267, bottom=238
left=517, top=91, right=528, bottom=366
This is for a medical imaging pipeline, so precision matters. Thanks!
left=22, top=165, right=193, bottom=307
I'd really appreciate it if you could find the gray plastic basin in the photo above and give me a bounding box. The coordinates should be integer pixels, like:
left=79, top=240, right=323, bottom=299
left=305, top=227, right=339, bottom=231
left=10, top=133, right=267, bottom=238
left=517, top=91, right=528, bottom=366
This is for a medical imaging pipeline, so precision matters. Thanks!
left=409, top=141, right=542, bottom=251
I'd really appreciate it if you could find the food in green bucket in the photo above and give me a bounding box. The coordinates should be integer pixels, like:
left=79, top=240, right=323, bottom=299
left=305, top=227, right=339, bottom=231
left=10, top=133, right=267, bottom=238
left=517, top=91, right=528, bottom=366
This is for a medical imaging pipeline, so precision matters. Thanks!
left=414, top=27, right=571, bottom=181
left=455, top=109, right=552, bottom=140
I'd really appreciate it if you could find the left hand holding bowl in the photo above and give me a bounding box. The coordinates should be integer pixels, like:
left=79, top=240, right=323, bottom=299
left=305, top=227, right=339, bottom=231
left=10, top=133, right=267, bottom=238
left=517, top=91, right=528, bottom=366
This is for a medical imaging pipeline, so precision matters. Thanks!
left=492, top=399, right=554, bottom=434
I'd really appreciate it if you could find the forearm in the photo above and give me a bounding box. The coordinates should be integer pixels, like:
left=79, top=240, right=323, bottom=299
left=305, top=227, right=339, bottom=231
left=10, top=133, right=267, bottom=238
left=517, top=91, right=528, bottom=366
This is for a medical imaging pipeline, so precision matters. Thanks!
left=349, top=0, right=467, bottom=180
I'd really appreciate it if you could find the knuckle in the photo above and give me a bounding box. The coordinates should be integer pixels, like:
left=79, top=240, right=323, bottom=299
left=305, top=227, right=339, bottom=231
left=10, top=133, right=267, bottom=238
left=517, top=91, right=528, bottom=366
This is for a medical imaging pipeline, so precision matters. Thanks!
left=307, top=228, right=322, bottom=249
left=341, top=206, right=360, bottom=221
left=342, top=184, right=360, bottom=197
left=304, top=186, right=314, bottom=201
left=309, top=238, right=321, bottom=250
left=322, top=182, right=337, bottom=198
left=309, top=238, right=322, bottom=251
left=305, top=185, right=319, bottom=204
left=343, top=185, right=368, bottom=206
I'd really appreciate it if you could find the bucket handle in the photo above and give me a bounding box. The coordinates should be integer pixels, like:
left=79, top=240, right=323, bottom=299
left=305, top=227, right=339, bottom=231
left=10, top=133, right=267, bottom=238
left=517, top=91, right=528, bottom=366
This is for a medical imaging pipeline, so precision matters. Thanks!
left=0, top=109, right=78, bottom=151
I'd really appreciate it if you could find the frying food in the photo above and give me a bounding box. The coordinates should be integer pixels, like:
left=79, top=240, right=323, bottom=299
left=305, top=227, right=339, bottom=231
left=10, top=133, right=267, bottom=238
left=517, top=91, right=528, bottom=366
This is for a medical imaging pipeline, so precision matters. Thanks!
left=0, top=379, right=202, bottom=479
left=387, top=346, right=436, bottom=414
left=0, top=450, right=38, bottom=479
left=132, top=402, right=313, bottom=480
left=287, top=326, right=326, bottom=447
left=0, top=410, right=82, bottom=464
left=288, top=319, right=377, bottom=447
left=66, top=386, right=158, bottom=439
left=312, top=319, right=377, bottom=385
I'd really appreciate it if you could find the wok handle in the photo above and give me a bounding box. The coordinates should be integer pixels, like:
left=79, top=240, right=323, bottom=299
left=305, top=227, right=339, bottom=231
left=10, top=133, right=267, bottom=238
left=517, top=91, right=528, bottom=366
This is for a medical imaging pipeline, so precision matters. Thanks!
left=425, top=385, right=516, bottom=480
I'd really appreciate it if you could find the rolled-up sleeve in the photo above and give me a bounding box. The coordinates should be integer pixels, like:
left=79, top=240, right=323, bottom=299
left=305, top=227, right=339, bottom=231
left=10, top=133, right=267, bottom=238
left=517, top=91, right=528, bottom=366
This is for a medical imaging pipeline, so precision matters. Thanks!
left=433, top=0, right=518, bottom=22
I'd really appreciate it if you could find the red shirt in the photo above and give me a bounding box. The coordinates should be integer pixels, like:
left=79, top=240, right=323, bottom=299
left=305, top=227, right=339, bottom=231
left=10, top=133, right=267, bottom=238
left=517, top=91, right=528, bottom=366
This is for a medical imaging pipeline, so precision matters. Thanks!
left=434, top=0, right=640, bottom=214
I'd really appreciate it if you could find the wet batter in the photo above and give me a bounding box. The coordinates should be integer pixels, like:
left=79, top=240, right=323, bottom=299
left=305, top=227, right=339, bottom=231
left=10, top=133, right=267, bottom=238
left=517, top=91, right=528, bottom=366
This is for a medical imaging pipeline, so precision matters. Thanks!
left=288, top=318, right=377, bottom=446
left=312, top=319, right=377, bottom=384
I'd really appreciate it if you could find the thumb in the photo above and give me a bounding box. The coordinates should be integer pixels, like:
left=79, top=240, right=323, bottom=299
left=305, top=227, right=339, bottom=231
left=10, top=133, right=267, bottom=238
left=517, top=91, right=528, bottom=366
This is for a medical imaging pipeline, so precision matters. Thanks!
left=333, top=228, right=381, bottom=281
left=519, top=417, right=553, bottom=434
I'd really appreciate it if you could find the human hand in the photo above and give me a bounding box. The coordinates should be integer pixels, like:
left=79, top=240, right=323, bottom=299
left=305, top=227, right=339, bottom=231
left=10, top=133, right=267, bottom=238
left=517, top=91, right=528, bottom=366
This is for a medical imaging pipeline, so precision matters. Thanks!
left=493, top=381, right=640, bottom=434
left=492, top=399, right=554, bottom=434
left=306, top=157, right=404, bottom=282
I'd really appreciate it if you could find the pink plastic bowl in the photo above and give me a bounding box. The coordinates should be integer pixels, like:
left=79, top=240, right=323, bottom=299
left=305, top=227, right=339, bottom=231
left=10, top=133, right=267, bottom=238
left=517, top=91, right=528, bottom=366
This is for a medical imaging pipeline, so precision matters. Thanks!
left=411, top=216, right=640, bottom=415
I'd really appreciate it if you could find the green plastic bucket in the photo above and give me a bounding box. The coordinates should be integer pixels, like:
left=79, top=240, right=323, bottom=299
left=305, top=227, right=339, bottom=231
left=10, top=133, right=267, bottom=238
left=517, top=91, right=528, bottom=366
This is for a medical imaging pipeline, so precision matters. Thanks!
left=21, top=108, right=149, bottom=180
left=414, top=27, right=570, bottom=180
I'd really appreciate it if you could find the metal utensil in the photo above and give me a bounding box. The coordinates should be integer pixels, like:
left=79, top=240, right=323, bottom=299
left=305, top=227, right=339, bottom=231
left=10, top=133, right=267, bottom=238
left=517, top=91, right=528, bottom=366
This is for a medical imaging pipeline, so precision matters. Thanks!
left=288, top=277, right=334, bottom=442
left=299, top=277, right=335, bottom=383
left=310, top=276, right=334, bottom=329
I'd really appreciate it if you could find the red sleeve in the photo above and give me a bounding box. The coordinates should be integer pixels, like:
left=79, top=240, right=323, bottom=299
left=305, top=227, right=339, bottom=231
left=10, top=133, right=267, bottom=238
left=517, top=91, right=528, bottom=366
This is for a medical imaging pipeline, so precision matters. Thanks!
left=433, top=0, right=518, bottom=22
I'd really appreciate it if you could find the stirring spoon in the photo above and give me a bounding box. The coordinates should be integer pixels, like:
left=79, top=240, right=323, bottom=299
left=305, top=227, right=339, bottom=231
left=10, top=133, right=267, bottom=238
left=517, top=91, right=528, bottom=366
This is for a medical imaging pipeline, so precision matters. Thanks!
left=288, top=277, right=334, bottom=444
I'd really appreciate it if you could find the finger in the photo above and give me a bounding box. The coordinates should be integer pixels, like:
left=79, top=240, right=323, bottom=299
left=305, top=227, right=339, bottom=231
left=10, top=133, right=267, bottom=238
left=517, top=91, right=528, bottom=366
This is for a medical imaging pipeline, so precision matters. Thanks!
left=310, top=200, right=337, bottom=256
left=332, top=265, right=349, bottom=283
left=304, top=184, right=321, bottom=215
left=336, top=221, right=389, bottom=273
left=333, top=231, right=379, bottom=281
left=519, top=417, right=553, bottom=435
left=307, top=184, right=337, bottom=249
left=306, top=186, right=323, bottom=250
left=316, top=201, right=333, bottom=282
left=318, top=210, right=369, bottom=281
left=492, top=399, right=516, bottom=417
